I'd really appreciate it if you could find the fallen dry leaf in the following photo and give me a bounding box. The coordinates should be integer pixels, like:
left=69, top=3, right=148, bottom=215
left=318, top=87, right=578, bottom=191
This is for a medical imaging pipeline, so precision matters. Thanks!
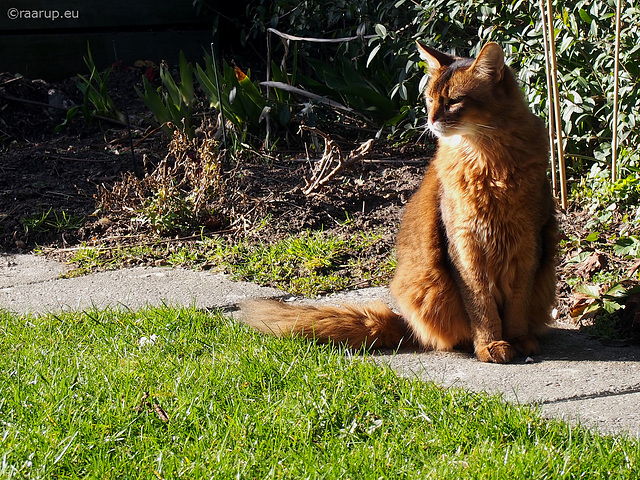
left=569, top=293, right=597, bottom=319
left=626, top=258, right=640, bottom=278
left=132, top=391, right=170, bottom=422
left=574, top=251, right=607, bottom=279
left=153, top=403, right=170, bottom=423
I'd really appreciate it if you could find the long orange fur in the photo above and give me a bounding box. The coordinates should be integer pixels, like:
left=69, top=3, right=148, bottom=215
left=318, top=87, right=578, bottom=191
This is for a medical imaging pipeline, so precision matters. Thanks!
left=241, top=42, right=558, bottom=363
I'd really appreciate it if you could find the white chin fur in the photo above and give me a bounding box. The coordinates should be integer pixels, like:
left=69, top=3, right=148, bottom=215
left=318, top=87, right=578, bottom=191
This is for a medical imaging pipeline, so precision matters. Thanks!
left=428, top=122, right=445, bottom=138
left=440, top=134, right=463, bottom=146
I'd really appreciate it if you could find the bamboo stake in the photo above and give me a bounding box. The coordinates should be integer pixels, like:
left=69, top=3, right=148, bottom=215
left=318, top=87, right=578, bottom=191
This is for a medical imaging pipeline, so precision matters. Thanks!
left=539, top=0, right=558, bottom=198
left=611, top=0, right=622, bottom=182
left=265, top=30, right=272, bottom=151
left=545, top=0, right=567, bottom=209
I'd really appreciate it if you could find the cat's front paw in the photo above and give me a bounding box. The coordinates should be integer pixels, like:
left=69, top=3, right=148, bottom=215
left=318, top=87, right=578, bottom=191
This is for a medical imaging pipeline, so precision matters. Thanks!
left=476, top=340, right=514, bottom=363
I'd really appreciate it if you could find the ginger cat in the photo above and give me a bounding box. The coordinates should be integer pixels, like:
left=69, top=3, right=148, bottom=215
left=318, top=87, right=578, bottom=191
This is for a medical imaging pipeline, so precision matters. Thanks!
left=241, top=42, right=558, bottom=363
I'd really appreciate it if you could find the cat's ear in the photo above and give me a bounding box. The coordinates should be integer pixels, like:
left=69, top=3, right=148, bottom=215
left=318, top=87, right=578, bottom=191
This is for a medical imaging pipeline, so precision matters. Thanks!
left=471, top=42, right=505, bottom=82
left=416, top=42, right=455, bottom=72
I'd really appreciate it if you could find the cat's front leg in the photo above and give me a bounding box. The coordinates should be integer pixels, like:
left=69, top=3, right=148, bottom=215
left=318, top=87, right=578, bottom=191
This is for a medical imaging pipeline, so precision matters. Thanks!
left=470, top=295, right=514, bottom=363
left=504, top=290, right=540, bottom=357
left=450, top=238, right=514, bottom=363
left=502, top=251, right=539, bottom=356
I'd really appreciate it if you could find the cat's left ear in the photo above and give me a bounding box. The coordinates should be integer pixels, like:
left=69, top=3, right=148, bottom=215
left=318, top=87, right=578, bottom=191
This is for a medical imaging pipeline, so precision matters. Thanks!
left=416, top=42, right=455, bottom=73
left=471, top=42, right=505, bottom=82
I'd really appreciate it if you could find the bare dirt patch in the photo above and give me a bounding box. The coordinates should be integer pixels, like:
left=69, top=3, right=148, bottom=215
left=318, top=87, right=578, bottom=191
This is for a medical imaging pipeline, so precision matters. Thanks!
left=2, top=71, right=638, bottom=343
left=0, top=72, right=428, bottom=264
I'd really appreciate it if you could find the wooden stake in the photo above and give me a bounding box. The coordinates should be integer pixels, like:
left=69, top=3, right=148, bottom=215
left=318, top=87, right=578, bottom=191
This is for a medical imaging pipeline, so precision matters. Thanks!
left=539, top=0, right=558, bottom=198
left=545, top=0, right=568, bottom=209
left=265, top=30, right=272, bottom=151
left=611, top=0, right=622, bottom=182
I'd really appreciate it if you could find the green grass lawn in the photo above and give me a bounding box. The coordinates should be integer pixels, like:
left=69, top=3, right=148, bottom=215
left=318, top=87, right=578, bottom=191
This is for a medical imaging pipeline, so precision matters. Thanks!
left=1, top=306, right=638, bottom=479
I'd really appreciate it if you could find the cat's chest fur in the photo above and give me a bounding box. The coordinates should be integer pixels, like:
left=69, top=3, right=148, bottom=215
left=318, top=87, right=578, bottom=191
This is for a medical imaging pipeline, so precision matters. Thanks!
left=434, top=139, right=534, bottom=268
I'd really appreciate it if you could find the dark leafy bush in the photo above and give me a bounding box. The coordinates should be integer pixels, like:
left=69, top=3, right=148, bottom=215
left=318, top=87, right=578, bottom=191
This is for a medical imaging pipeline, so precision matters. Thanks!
left=240, top=0, right=638, bottom=172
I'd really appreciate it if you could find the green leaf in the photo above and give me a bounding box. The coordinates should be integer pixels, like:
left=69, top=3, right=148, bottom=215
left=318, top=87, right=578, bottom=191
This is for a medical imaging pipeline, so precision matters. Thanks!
left=585, top=232, right=599, bottom=242
left=374, top=24, right=387, bottom=38
left=195, top=63, right=219, bottom=108
left=578, top=9, right=592, bottom=24
left=178, top=51, right=195, bottom=105
left=160, top=64, right=182, bottom=107
left=559, top=35, right=574, bottom=53
left=55, top=106, right=80, bottom=133
left=236, top=67, right=266, bottom=111
left=575, top=283, right=602, bottom=300
left=279, top=105, right=291, bottom=125
left=399, top=83, right=408, bottom=101
left=602, top=298, right=622, bottom=313
left=604, top=283, right=628, bottom=299
left=258, top=105, right=271, bottom=123
left=567, top=251, right=592, bottom=265
left=137, top=77, right=172, bottom=130
left=367, top=44, right=381, bottom=68
left=613, top=237, right=640, bottom=257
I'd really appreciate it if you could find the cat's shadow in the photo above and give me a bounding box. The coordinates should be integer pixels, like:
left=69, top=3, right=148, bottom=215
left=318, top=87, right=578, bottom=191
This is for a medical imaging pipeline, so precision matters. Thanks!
left=536, top=325, right=640, bottom=362
left=377, top=325, right=640, bottom=363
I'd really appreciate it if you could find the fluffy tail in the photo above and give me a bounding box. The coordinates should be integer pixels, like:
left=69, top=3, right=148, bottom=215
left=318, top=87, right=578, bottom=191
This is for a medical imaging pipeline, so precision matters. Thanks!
left=240, top=299, right=412, bottom=349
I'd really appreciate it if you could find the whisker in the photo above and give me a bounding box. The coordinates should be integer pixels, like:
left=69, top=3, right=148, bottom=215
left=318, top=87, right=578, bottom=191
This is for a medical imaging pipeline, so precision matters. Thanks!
left=416, top=129, right=427, bottom=143
left=416, top=128, right=433, bottom=143
left=415, top=122, right=439, bottom=141
left=416, top=126, right=431, bottom=141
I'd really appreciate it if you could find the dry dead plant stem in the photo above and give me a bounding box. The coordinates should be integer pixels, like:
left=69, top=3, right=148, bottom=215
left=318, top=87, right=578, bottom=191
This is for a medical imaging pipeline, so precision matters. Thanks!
left=45, top=228, right=241, bottom=253
left=301, top=126, right=374, bottom=195
left=119, top=124, right=166, bottom=153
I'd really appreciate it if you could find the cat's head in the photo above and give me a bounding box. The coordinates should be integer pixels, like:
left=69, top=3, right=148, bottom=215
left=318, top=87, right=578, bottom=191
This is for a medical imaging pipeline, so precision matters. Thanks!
left=417, top=42, right=512, bottom=139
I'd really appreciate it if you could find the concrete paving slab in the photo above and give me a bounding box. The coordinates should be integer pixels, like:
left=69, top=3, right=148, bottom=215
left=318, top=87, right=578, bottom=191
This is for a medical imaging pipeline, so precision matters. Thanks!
left=0, top=254, right=283, bottom=314
left=374, top=329, right=640, bottom=436
left=1, top=251, right=65, bottom=288
left=541, top=391, right=640, bottom=436
left=1, top=252, right=639, bottom=437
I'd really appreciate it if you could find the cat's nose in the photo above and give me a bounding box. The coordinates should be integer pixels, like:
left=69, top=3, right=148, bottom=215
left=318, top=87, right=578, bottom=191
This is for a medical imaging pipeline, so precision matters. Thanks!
left=427, top=118, right=444, bottom=137
left=428, top=111, right=441, bottom=124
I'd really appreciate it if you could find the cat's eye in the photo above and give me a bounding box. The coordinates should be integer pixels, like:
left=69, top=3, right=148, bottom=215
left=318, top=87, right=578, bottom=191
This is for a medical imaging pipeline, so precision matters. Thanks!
left=444, top=96, right=464, bottom=112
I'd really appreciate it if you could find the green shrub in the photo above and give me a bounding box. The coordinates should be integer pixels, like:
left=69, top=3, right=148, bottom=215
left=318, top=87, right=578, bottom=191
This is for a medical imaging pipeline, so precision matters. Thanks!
left=241, top=0, right=638, bottom=168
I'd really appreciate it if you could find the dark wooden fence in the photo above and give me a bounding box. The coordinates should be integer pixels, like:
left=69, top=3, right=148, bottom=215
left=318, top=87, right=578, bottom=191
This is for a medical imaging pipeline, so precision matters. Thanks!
left=0, top=0, right=217, bottom=79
